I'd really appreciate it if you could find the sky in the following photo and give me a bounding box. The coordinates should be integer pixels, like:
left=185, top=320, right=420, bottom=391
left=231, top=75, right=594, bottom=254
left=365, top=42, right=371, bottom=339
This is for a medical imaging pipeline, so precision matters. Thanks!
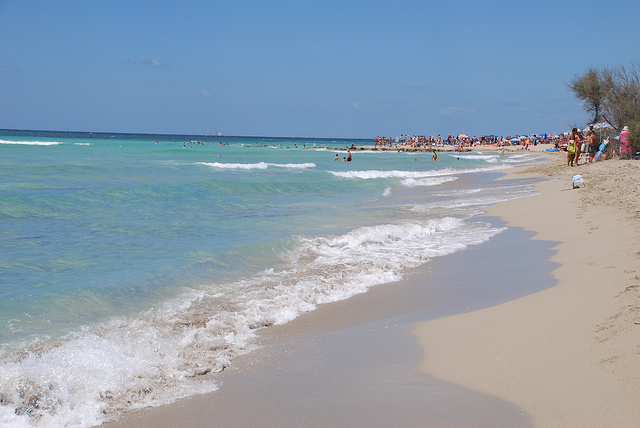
left=1, top=0, right=639, bottom=139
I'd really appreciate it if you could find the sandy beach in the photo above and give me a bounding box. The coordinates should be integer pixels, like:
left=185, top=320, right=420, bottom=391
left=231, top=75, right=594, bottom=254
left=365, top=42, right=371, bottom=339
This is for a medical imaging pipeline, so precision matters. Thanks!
left=101, top=146, right=640, bottom=428
left=7, top=2, right=640, bottom=427
left=415, top=152, right=640, bottom=426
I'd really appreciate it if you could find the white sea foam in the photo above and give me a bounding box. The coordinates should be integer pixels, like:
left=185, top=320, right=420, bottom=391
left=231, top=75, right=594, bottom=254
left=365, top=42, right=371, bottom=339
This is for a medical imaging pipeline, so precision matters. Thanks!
left=0, top=140, right=62, bottom=146
left=451, top=153, right=500, bottom=163
left=197, top=162, right=316, bottom=170
left=501, top=153, right=543, bottom=165
left=329, top=165, right=510, bottom=181
left=401, top=176, right=458, bottom=187
left=0, top=216, right=503, bottom=428
left=408, top=183, right=538, bottom=216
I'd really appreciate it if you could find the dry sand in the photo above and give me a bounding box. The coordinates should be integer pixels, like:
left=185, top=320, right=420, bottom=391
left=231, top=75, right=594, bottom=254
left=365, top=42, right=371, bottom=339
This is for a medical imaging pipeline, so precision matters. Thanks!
left=414, top=154, right=640, bottom=427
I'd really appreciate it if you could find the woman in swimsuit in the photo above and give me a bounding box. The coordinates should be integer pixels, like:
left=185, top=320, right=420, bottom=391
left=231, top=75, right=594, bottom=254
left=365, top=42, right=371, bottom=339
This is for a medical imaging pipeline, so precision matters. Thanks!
left=567, top=128, right=580, bottom=167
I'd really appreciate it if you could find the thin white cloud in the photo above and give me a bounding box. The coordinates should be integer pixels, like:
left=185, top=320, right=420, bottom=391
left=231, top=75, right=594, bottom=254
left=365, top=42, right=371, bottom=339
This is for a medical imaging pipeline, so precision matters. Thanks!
left=352, top=102, right=361, bottom=110
left=125, top=59, right=136, bottom=65
left=201, top=91, right=212, bottom=97
left=144, top=59, right=164, bottom=67
left=440, top=107, right=476, bottom=115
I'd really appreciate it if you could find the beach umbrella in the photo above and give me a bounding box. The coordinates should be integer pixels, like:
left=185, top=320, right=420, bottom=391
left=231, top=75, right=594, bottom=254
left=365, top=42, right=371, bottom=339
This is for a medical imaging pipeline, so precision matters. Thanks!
left=592, top=122, right=613, bottom=130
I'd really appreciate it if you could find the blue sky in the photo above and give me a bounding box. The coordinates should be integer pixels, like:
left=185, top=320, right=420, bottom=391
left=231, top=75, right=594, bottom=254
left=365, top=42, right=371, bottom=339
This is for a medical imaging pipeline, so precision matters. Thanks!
left=1, top=0, right=638, bottom=138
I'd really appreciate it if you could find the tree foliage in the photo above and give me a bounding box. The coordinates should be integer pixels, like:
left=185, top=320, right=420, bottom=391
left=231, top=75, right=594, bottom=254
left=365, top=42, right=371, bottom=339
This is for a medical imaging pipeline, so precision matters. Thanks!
left=569, top=64, right=640, bottom=130
left=568, top=67, right=606, bottom=124
left=569, top=63, right=640, bottom=155
left=599, top=64, right=640, bottom=131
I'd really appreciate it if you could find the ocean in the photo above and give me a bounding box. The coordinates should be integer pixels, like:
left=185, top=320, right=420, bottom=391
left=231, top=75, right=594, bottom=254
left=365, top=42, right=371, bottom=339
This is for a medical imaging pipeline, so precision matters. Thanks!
left=0, top=130, right=540, bottom=427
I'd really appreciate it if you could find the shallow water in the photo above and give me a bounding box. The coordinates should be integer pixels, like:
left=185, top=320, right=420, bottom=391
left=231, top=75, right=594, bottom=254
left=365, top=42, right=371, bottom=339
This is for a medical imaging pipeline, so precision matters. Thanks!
left=0, top=130, right=541, bottom=427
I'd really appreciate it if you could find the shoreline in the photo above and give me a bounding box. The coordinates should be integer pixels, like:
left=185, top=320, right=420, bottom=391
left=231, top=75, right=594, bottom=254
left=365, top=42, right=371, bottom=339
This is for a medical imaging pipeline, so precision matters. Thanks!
left=101, top=162, right=558, bottom=427
left=99, top=147, right=640, bottom=427
left=414, top=157, right=640, bottom=426
left=103, top=222, right=552, bottom=428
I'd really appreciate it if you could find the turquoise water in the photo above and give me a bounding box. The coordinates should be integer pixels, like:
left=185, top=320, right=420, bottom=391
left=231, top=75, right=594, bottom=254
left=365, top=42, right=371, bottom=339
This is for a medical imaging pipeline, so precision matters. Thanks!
left=1, top=133, right=362, bottom=338
left=0, top=130, right=540, bottom=427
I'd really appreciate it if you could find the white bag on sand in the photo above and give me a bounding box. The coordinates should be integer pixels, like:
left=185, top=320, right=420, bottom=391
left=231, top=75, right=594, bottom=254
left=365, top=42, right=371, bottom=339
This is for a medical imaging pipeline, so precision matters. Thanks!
left=572, top=174, right=584, bottom=189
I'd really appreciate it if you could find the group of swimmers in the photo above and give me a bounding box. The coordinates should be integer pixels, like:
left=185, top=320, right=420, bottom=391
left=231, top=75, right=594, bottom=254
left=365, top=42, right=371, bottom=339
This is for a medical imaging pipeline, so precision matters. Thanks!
left=177, top=140, right=230, bottom=148
left=334, top=150, right=352, bottom=161
left=181, top=140, right=207, bottom=148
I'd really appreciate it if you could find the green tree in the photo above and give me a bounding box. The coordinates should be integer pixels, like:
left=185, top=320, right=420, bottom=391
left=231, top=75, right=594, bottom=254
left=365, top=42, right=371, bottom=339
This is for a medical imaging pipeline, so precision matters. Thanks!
left=568, top=67, right=606, bottom=124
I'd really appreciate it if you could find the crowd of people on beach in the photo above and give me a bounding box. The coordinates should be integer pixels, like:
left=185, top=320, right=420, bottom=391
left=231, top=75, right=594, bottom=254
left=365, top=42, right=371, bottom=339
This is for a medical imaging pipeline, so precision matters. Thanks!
left=373, top=126, right=635, bottom=163
left=564, top=124, right=634, bottom=166
left=373, top=133, right=550, bottom=151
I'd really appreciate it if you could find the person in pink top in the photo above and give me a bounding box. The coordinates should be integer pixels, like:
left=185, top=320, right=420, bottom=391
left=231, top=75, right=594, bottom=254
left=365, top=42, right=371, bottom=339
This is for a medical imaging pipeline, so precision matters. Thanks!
left=619, top=125, right=631, bottom=159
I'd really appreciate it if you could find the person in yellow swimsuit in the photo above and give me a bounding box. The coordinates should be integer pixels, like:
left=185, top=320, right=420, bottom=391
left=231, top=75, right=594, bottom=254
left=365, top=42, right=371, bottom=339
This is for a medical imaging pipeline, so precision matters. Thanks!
left=567, top=128, right=580, bottom=167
